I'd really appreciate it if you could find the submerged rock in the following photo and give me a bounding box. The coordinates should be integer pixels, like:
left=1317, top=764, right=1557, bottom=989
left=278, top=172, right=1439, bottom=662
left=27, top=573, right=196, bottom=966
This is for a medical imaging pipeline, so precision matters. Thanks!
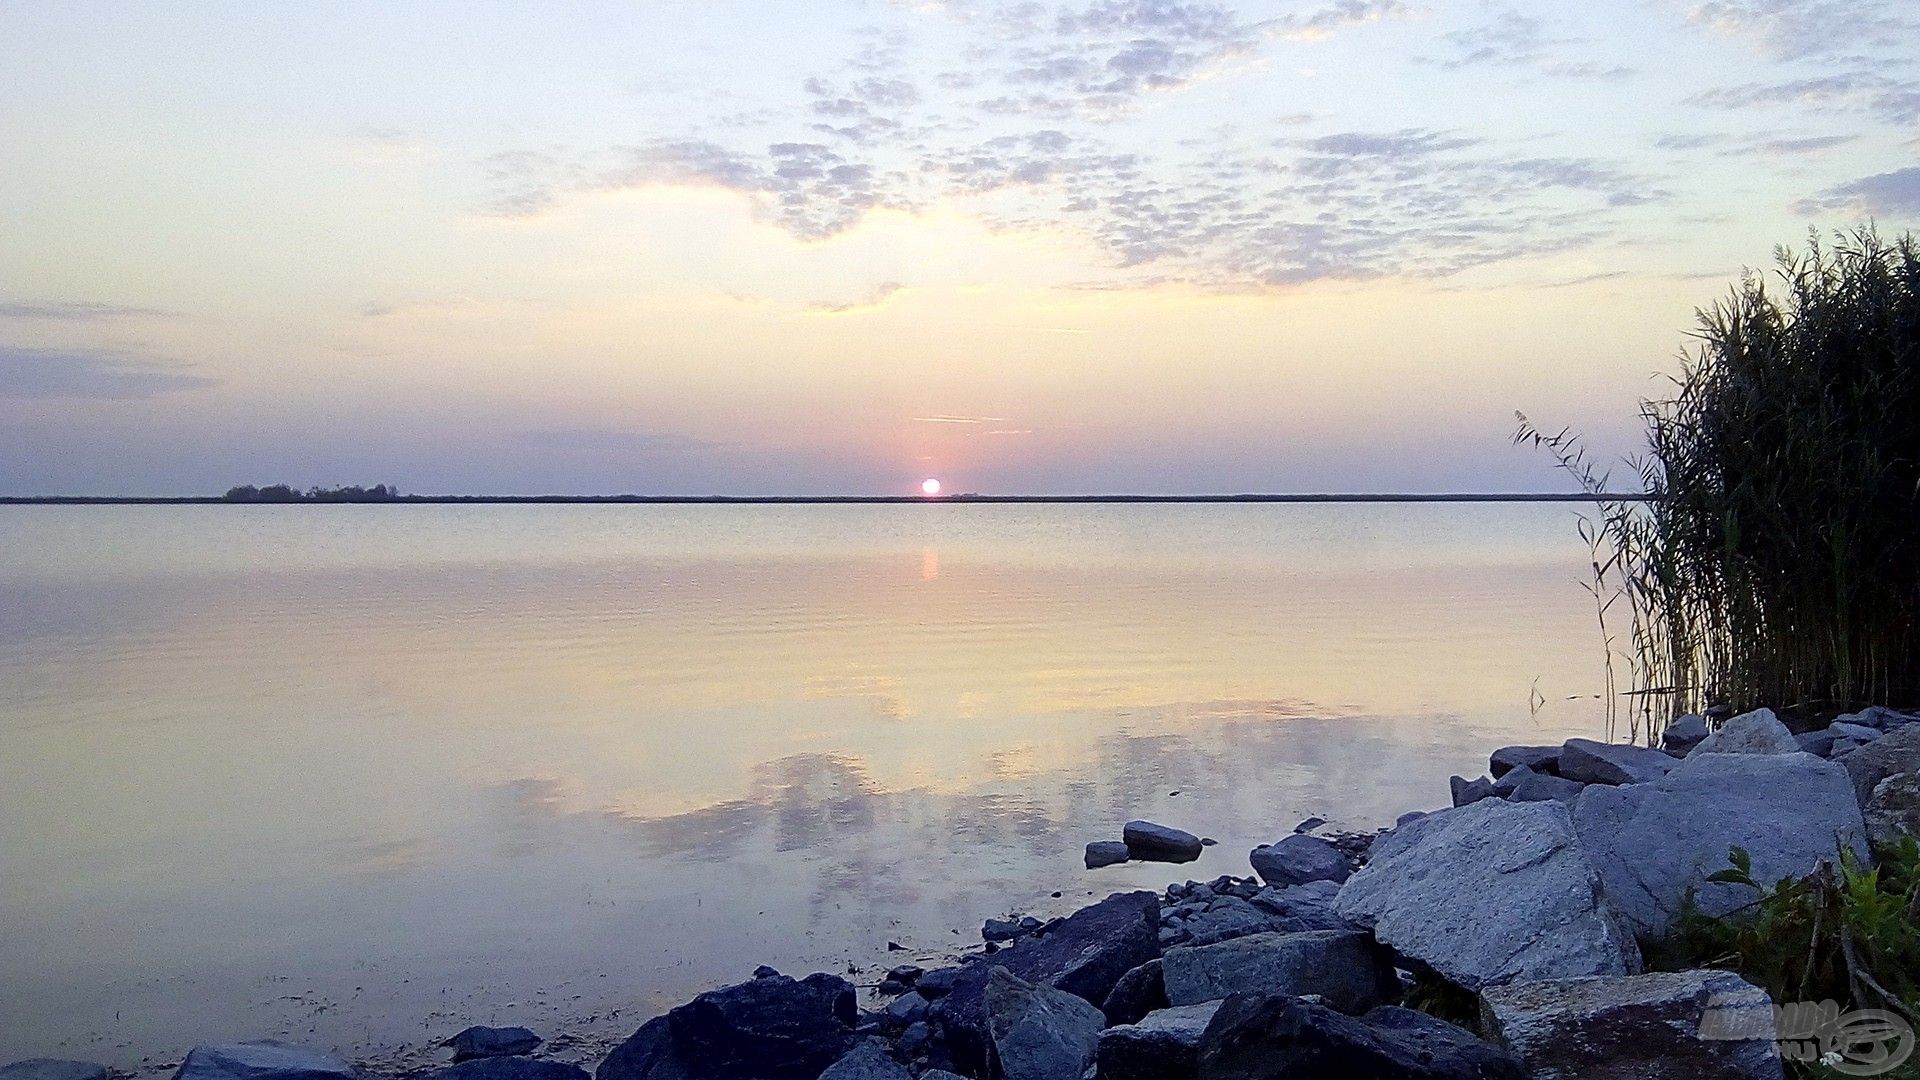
left=1096, top=1002, right=1221, bottom=1080
left=1692, top=708, right=1798, bottom=756
left=442, top=1027, right=542, bottom=1063
left=1248, top=834, right=1350, bottom=888
left=1123, top=820, right=1204, bottom=862
left=1479, top=969, right=1782, bottom=1080
left=173, top=1043, right=357, bottom=1080
left=1557, top=738, right=1674, bottom=786
left=1085, top=841, right=1131, bottom=869
left=1333, top=798, right=1640, bottom=990
left=1161, top=929, right=1397, bottom=1013
left=984, top=968, right=1103, bottom=1080
left=1195, top=994, right=1526, bottom=1080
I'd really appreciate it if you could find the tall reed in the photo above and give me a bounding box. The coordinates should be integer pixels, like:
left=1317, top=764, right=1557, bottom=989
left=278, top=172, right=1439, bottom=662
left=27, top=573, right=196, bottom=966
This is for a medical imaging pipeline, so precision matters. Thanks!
left=1522, top=227, right=1920, bottom=739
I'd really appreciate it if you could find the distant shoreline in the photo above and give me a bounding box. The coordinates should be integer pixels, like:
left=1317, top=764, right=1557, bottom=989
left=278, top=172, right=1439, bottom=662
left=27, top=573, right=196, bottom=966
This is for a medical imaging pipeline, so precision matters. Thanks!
left=0, top=492, right=1649, bottom=505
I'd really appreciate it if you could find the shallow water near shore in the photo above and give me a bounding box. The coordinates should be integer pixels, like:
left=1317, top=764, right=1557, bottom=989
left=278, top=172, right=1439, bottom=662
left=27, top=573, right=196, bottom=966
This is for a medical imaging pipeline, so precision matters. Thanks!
left=0, top=503, right=1604, bottom=1070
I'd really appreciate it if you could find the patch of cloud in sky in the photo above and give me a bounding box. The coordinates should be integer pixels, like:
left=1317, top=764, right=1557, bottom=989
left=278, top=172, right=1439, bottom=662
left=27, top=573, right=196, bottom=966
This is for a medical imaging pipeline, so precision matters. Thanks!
left=0, top=346, right=215, bottom=400
left=1794, top=166, right=1920, bottom=215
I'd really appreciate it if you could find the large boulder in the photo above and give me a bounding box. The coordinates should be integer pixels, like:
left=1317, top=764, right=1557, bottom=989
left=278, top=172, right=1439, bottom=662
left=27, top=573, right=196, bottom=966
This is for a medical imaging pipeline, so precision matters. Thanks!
left=1490, top=745, right=1560, bottom=778
left=1572, top=751, right=1870, bottom=938
left=1248, top=834, right=1351, bottom=888
left=1509, top=771, right=1584, bottom=803
left=983, top=968, right=1103, bottom=1080
left=1096, top=1002, right=1221, bottom=1080
left=1839, top=724, right=1920, bottom=807
left=1168, top=895, right=1289, bottom=948
left=1692, top=708, right=1798, bottom=756
left=596, top=972, right=858, bottom=1080
left=1, top=1063, right=107, bottom=1080
left=1333, top=799, right=1640, bottom=990
left=1835, top=705, right=1920, bottom=730
left=816, top=1041, right=910, bottom=1080
left=1102, top=959, right=1168, bottom=1026
left=1161, top=930, right=1397, bottom=1012
left=431, top=1062, right=588, bottom=1080
left=1865, top=772, right=1920, bottom=847
left=442, top=1027, right=542, bottom=1062
left=174, top=1044, right=357, bottom=1080
left=1557, top=739, right=1674, bottom=786
left=1195, top=994, right=1527, bottom=1080
left=1247, top=880, right=1347, bottom=932
left=1123, top=821, right=1203, bottom=862
left=1479, top=969, right=1782, bottom=1080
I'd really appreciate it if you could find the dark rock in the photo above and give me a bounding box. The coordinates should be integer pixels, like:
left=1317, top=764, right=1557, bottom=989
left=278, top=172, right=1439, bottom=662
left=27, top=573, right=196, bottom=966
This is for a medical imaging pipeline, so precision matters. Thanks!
left=1161, top=930, right=1397, bottom=1012
left=817, top=1040, right=909, bottom=1080
left=1195, top=995, right=1526, bottom=1080
left=1508, top=771, right=1584, bottom=803
left=875, top=979, right=907, bottom=996
left=913, top=968, right=959, bottom=999
left=1096, top=1002, right=1222, bottom=1080
left=884, top=942, right=903, bottom=952
left=886, top=965, right=922, bottom=985
left=1480, top=969, right=1781, bottom=1080
left=882, top=994, right=929, bottom=1028
left=1794, top=730, right=1838, bottom=757
left=1, top=1062, right=108, bottom=1080
left=431, top=1061, right=586, bottom=1080
left=1293, top=816, right=1328, bottom=833
left=1491, top=765, right=1534, bottom=798
left=754, top=965, right=781, bottom=978
left=173, top=1044, right=356, bottom=1080
left=1248, top=834, right=1351, bottom=888
left=1017, top=916, right=1041, bottom=932
left=1557, top=738, right=1674, bottom=786
left=596, top=972, right=858, bottom=1080
left=1449, top=775, right=1496, bottom=807
left=442, top=1027, right=542, bottom=1063
left=896, top=1023, right=931, bottom=1058
left=1840, top=724, right=1920, bottom=807
left=1247, top=880, right=1347, bottom=933
left=1102, top=959, right=1169, bottom=1026
left=1831, top=721, right=1884, bottom=743
left=1166, top=896, right=1285, bottom=948
left=1123, top=820, right=1204, bottom=863
left=1661, top=714, right=1710, bottom=755
left=1394, top=811, right=1427, bottom=827
left=1084, top=840, right=1130, bottom=868
left=1489, top=745, right=1560, bottom=778
left=1838, top=705, right=1920, bottom=730
left=981, top=918, right=1021, bottom=942
left=984, top=968, right=1102, bottom=1080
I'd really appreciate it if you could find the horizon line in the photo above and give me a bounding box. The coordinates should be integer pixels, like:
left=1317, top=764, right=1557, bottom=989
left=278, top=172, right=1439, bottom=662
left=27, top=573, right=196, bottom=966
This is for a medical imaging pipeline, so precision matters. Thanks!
left=1, top=492, right=1651, bottom=505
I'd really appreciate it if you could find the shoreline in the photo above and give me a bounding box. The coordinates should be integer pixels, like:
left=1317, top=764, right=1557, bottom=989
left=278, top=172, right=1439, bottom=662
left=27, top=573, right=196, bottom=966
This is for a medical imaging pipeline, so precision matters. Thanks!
left=0, top=493, right=1650, bottom=506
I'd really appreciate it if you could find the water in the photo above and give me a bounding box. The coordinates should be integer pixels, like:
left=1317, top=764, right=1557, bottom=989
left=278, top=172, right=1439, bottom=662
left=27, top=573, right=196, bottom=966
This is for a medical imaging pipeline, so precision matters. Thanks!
left=0, top=503, right=1604, bottom=1069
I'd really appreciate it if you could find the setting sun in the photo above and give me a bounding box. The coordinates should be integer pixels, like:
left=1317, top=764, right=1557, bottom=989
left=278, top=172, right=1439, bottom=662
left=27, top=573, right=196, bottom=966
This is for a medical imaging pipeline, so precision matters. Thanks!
left=920, top=478, right=942, bottom=496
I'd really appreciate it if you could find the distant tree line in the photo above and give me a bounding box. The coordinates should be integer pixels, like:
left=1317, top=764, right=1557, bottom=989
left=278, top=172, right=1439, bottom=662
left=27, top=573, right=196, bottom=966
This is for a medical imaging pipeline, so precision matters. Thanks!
left=222, top=483, right=402, bottom=502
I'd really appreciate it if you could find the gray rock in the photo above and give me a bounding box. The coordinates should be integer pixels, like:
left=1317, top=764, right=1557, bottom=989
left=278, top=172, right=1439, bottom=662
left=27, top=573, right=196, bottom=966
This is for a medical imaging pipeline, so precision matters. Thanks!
left=1248, top=834, right=1351, bottom=888
left=1449, top=775, right=1496, bottom=807
left=983, top=968, right=1102, bottom=1080
left=1490, top=744, right=1560, bottom=778
left=1830, top=721, right=1884, bottom=743
left=442, top=1027, right=542, bottom=1063
left=596, top=972, right=857, bottom=1080
left=1837, top=705, right=1920, bottom=730
left=1572, top=751, right=1869, bottom=938
left=817, top=1041, right=909, bottom=1080
left=916, top=1073, right=965, bottom=1080
left=1084, top=841, right=1130, bottom=868
left=1492, top=764, right=1534, bottom=797
left=882, top=993, right=929, bottom=1027
left=1160, top=930, right=1397, bottom=1012
left=1333, top=798, right=1640, bottom=990
left=1096, top=1002, right=1221, bottom=1080
left=173, top=1044, right=356, bottom=1080
left=1102, top=959, right=1168, bottom=1026
left=1394, top=810, right=1427, bottom=827
left=1123, top=820, right=1204, bottom=862
left=1246, top=880, right=1346, bottom=932
left=1795, top=730, right=1838, bottom=757
left=1865, top=771, right=1920, bottom=847
left=1479, top=969, right=1782, bottom=1080
left=1169, top=896, right=1284, bottom=947
left=1558, top=738, right=1675, bottom=786
left=1195, top=995, right=1527, bottom=1080
left=430, top=1062, right=587, bottom=1080
left=913, top=967, right=959, bottom=998
left=1507, top=770, right=1585, bottom=803
left=982, top=918, right=1021, bottom=942
left=1662, top=714, right=1710, bottom=754
left=1, top=1062, right=107, bottom=1080
left=1840, top=724, right=1920, bottom=807
left=1692, top=708, right=1798, bottom=755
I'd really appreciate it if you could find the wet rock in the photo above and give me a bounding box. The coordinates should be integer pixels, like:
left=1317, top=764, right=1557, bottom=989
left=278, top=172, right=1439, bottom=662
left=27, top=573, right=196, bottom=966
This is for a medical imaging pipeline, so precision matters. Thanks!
left=1, top=1062, right=108, bottom=1080
left=1334, top=798, right=1640, bottom=990
left=596, top=971, right=858, bottom=1080
left=1123, top=820, right=1204, bottom=863
left=1084, top=841, right=1130, bottom=869
left=1096, top=1002, right=1221, bottom=1080
left=442, top=1027, right=542, bottom=1063
left=1479, top=969, right=1781, bottom=1080
left=1840, top=724, right=1920, bottom=807
left=1195, top=994, right=1526, bottom=1080
left=1449, top=775, right=1496, bottom=807
left=981, top=918, right=1021, bottom=942
left=173, top=1043, right=356, bottom=1080
left=1573, top=751, right=1869, bottom=937
left=1692, top=708, right=1798, bottom=755
left=1248, top=834, right=1351, bottom=888
left=431, top=1061, right=587, bottom=1080
left=1102, top=959, right=1169, bottom=1026
left=1161, top=930, right=1397, bottom=1013
left=817, top=1040, right=909, bottom=1080
left=984, top=968, right=1103, bottom=1080
left=1508, top=771, right=1584, bottom=803
left=1662, top=715, right=1710, bottom=755
left=1866, top=771, right=1920, bottom=847
left=1557, top=739, right=1674, bottom=786
left=1489, top=744, right=1560, bottom=778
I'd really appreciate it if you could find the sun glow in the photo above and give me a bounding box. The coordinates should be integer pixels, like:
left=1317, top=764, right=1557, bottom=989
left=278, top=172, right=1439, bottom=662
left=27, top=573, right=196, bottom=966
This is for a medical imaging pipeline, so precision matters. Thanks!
left=921, top=478, right=942, bottom=496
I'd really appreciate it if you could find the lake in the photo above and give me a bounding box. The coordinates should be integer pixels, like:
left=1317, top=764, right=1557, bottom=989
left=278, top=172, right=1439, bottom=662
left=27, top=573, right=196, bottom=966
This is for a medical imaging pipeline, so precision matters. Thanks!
left=0, top=503, right=1606, bottom=1070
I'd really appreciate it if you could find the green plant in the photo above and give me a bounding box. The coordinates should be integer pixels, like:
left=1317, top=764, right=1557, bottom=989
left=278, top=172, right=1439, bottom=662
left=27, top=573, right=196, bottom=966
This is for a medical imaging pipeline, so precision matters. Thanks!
left=1521, top=227, right=1920, bottom=735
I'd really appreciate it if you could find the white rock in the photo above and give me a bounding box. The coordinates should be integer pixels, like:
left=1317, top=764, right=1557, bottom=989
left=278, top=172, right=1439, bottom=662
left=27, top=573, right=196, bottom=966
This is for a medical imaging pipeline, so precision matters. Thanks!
left=1691, top=708, right=1798, bottom=755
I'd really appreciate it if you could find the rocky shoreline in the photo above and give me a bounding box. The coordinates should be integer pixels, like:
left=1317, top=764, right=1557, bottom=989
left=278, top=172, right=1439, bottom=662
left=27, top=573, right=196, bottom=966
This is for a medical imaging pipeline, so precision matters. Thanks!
left=8, top=706, right=1919, bottom=1080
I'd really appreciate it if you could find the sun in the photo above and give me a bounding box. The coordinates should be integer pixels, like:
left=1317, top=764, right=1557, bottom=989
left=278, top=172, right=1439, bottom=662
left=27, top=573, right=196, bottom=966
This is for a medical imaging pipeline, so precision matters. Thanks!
left=920, top=478, right=942, bottom=496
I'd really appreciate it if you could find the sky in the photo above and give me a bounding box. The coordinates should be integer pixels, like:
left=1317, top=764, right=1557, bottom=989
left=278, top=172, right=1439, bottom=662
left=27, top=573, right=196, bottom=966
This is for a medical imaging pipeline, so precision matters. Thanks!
left=1, top=0, right=1916, bottom=496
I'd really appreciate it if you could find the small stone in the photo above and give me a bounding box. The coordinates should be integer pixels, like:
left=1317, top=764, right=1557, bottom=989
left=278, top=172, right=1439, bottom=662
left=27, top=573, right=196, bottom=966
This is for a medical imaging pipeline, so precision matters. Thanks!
left=1492, top=765, right=1534, bottom=797
left=982, top=918, right=1022, bottom=942
left=1017, top=916, right=1042, bottom=932
left=914, top=968, right=960, bottom=999
left=1101, top=959, right=1169, bottom=1026
left=876, top=979, right=907, bottom=996
left=753, top=964, right=781, bottom=977
left=1085, top=840, right=1131, bottom=868
left=1293, top=816, right=1328, bottom=833
left=886, top=964, right=923, bottom=984
left=441, top=1026, right=543, bottom=1063
left=883, top=993, right=929, bottom=1027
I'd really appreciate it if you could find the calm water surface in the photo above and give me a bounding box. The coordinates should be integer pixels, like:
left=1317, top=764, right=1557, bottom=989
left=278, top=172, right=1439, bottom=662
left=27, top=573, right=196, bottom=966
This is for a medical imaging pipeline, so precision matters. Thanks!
left=0, top=504, right=1605, bottom=1068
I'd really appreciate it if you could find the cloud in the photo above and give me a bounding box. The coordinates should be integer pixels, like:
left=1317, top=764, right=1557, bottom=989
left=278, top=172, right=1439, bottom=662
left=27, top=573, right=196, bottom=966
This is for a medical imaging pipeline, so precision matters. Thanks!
left=1689, top=72, right=1920, bottom=126
left=0, top=300, right=170, bottom=320
left=0, top=346, right=216, bottom=400
left=807, top=282, right=905, bottom=313
left=1685, top=0, right=1919, bottom=61
left=1424, top=9, right=1632, bottom=79
left=1793, top=166, right=1920, bottom=215
left=912, top=414, right=1011, bottom=424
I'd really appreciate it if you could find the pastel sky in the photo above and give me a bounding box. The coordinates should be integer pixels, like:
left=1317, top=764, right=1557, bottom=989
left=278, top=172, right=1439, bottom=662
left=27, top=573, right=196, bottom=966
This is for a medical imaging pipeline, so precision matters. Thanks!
left=2, top=0, right=1916, bottom=496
